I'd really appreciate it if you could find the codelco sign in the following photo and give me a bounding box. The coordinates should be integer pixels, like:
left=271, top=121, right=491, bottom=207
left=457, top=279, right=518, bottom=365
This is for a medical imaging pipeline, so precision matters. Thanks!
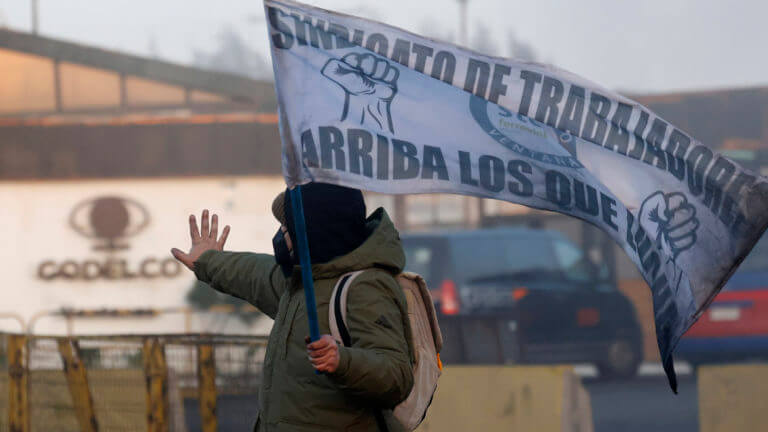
left=37, top=196, right=182, bottom=280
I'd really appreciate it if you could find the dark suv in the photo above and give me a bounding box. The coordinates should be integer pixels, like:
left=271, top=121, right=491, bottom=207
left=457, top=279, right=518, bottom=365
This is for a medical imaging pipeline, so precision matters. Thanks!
left=402, top=227, right=643, bottom=378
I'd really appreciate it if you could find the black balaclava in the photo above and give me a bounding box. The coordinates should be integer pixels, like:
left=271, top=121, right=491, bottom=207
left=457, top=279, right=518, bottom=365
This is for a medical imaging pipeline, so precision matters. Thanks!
left=272, top=228, right=294, bottom=277
left=284, top=183, right=367, bottom=265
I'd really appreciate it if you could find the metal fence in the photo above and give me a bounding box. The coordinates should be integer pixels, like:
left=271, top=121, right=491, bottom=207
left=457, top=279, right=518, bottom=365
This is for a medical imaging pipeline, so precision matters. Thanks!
left=0, top=332, right=267, bottom=432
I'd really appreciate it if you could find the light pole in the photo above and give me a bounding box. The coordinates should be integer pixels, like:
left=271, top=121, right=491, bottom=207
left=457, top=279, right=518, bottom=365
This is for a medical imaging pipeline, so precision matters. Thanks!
left=30, top=0, right=38, bottom=34
left=457, top=0, right=468, bottom=45
left=457, top=0, right=481, bottom=226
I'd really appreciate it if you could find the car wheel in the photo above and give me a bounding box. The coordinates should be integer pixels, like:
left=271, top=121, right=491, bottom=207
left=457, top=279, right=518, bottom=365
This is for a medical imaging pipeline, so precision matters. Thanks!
left=598, top=338, right=641, bottom=380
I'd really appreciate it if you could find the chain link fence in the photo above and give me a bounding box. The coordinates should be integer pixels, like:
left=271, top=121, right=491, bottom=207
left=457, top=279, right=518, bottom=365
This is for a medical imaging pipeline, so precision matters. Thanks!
left=0, top=332, right=267, bottom=432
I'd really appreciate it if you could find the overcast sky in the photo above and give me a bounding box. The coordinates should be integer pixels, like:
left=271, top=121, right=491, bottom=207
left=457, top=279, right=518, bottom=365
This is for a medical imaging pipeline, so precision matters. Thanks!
left=1, top=0, right=766, bottom=93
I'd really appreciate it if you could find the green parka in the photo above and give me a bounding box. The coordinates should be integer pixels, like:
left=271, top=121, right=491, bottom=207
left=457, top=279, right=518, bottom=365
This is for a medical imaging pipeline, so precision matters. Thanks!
left=193, top=208, right=414, bottom=431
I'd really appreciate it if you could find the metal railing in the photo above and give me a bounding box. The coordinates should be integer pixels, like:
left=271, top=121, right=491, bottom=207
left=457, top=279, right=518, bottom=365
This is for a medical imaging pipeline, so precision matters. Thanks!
left=0, top=332, right=268, bottom=432
left=0, top=313, right=26, bottom=333
left=25, top=305, right=264, bottom=336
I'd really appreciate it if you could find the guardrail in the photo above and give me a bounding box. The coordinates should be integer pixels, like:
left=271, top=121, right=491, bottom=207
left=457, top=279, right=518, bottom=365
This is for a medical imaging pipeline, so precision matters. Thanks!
left=24, top=305, right=265, bottom=336
left=27, top=307, right=195, bottom=336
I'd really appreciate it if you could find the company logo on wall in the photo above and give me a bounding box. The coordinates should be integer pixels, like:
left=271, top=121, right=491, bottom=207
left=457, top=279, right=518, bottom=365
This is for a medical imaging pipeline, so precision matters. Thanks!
left=38, top=196, right=182, bottom=281
left=70, top=196, right=150, bottom=251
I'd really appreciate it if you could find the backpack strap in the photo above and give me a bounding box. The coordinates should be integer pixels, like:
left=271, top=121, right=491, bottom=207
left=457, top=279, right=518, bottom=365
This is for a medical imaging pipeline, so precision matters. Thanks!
left=329, top=270, right=365, bottom=347
left=328, top=270, right=390, bottom=432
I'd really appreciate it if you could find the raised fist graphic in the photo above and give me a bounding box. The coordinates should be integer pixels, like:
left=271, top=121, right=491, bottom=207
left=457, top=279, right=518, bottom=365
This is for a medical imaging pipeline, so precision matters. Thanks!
left=638, top=191, right=700, bottom=260
left=322, top=52, right=400, bottom=134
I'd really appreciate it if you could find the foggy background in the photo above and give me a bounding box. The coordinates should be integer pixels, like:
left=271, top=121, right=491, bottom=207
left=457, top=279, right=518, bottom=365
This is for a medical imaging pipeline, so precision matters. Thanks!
left=2, top=2, right=768, bottom=431
left=1, top=0, right=766, bottom=93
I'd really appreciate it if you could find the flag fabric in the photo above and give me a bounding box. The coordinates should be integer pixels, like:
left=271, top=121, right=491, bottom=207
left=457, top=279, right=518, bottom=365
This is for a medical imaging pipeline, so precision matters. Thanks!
left=264, top=0, right=768, bottom=390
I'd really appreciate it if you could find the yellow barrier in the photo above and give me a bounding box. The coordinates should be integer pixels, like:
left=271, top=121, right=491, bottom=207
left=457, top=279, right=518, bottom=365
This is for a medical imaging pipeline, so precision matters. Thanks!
left=417, top=366, right=592, bottom=432
left=57, top=339, right=98, bottom=432
left=2, top=332, right=598, bottom=431
left=2, top=333, right=267, bottom=432
left=8, top=335, right=29, bottom=432
left=698, top=364, right=768, bottom=432
left=198, top=344, right=218, bottom=432
left=143, top=338, right=170, bottom=432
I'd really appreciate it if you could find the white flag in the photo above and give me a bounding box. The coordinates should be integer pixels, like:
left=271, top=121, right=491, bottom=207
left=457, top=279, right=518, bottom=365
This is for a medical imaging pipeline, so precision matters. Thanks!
left=265, top=0, right=768, bottom=390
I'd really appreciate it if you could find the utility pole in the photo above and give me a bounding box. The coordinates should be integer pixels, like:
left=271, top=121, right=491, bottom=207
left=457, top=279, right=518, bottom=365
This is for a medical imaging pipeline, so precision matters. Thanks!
left=31, top=0, right=38, bottom=34
left=456, top=0, right=483, bottom=226
left=457, top=0, right=468, bottom=45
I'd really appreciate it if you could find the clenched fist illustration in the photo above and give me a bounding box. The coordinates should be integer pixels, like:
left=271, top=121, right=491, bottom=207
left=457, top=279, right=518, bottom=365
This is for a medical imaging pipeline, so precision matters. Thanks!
left=322, top=52, right=400, bottom=134
left=638, top=191, right=700, bottom=260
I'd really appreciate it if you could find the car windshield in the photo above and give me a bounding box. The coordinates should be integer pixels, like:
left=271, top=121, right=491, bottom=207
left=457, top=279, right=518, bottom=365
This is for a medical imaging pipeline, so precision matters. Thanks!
left=459, top=239, right=593, bottom=287
left=402, top=237, right=443, bottom=287
left=404, top=244, right=434, bottom=284
left=403, top=231, right=597, bottom=288
left=455, top=236, right=594, bottom=285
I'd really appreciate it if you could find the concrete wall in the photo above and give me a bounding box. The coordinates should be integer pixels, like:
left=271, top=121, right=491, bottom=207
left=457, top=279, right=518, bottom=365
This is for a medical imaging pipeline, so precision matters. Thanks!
left=698, top=364, right=768, bottom=432
left=417, top=366, right=592, bottom=432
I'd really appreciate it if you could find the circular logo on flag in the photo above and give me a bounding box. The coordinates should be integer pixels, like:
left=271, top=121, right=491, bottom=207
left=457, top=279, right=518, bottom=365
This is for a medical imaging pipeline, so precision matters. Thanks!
left=469, top=96, right=583, bottom=169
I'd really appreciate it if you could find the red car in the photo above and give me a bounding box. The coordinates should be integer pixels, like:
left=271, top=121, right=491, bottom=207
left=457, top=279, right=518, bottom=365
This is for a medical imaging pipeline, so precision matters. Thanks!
left=677, top=234, right=768, bottom=366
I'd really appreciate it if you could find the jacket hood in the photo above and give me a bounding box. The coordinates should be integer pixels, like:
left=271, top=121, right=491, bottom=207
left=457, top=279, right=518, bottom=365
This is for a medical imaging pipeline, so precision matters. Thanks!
left=299, top=208, right=405, bottom=279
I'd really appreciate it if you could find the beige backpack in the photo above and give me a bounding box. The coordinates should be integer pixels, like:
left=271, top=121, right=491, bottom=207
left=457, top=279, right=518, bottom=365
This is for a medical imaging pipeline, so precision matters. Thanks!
left=329, top=271, right=443, bottom=431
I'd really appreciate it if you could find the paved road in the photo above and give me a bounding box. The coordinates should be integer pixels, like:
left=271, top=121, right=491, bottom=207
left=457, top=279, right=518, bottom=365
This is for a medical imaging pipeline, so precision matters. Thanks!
left=584, top=375, right=699, bottom=432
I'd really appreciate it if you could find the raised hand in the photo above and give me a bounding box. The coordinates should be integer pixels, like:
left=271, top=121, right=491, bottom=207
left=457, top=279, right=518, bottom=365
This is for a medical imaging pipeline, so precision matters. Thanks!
left=171, top=209, right=231, bottom=271
left=638, top=191, right=700, bottom=260
left=322, top=52, right=400, bottom=133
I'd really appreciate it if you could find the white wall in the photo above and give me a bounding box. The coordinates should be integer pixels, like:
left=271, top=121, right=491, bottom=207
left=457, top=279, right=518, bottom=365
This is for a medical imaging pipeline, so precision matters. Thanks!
left=0, top=176, right=286, bottom=335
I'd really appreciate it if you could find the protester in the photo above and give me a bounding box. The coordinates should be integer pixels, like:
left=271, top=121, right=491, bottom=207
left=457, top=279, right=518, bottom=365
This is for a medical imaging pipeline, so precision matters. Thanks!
left=171, top=183, right=414, bottom=431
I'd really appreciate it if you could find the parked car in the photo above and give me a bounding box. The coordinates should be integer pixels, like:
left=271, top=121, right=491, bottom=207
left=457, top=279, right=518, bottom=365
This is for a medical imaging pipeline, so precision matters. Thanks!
left=677, top=233, right=768, bottom=366
left=401, top=227, right=643, bottom=378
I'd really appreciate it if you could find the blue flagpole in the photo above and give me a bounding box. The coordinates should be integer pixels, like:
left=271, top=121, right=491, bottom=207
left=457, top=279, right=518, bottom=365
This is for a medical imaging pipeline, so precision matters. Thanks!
left=289, top=185, right=321, bottom=343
